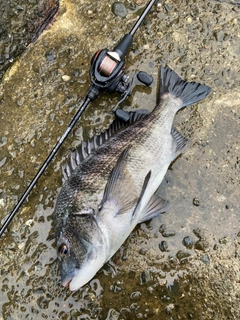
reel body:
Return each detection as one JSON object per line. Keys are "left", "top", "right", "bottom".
{"left": 88, "top": 48, "right": 153, "bottom": 121}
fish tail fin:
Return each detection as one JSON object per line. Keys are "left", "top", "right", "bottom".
{"left": 160, "top": 66, "right": 211, "bottom": 109}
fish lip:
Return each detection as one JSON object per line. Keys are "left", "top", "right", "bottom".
{"left": 61, "top": 271, "right": 75, "bottom": 288}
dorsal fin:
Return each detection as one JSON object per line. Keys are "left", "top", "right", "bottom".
{"left": 61, "top": 109, "right": 149, "bottom": 182}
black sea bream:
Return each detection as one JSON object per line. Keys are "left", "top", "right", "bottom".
{"left": 54, "top": 66, "right": 211, "bottom": 291}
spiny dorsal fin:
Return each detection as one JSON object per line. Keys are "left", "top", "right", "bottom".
{"left": 61, "top": 110, "right": 149, "bottom": 183}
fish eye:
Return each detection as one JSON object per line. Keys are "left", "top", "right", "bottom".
{"left": 58, "top": 244, "right": 68, "bottom": 257}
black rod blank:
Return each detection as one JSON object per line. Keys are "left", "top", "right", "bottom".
{"left": 129, "top": 0, "right": 156, "bottom": 36}
{"left": 0, "top": 97, "right": 91, "bottom": 237}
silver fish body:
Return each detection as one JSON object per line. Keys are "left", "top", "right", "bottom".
{"left": 54, "top": 66, "right": 211, "bottom": 291}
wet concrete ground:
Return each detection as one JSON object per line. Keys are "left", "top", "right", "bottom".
{"left": 0, "top": 0, "right": 59, "bottom": 81}
{"left": 0, "top": 0, "right": 240, "bottom": 319}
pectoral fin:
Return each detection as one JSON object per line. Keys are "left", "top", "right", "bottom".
{"left": 100, "top": 148, "right": 138, "bottom": 215}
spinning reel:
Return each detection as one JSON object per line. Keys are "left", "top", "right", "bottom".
{"left": 88, "top": 32, "right": 153, "bottom": 120}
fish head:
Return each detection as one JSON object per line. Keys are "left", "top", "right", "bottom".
{"left": 56, "top": 210, "right": 106, "bottom": 291}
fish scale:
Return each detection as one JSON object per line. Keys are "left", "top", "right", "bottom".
{"left": 122, "top": 97, "right": 181, "bottom": 196}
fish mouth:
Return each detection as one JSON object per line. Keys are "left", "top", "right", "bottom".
{"left": 61, "top": 271, "right": 75, "bottom": 288}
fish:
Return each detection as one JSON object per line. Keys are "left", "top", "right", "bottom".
{"left": 54, "top": 66, "right": 211, "bottom": 291}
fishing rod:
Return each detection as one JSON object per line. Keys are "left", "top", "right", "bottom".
{"left": 0, "top": 0, "right": 156, "bottom": 238}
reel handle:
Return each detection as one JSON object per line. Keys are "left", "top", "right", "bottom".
{"left": 114, "top": 71, "right": 153, "bottom": 122}
{"left": 137, "top": 71, "right": 153, "bottom": 86}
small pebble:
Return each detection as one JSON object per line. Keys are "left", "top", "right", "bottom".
{"left": 165, "top": 303, "right": 174, "bottom": 315}
{"left": 182, "top": 236, "right": 194, "bottom": 248}
{"left": 110, "top": 284, "right": 122, "bottom": 293}
{"left": 164, "top": 4, "right": 171, "bottom": 12}
{"left": 15, "top": 5, "right": 24, "bottom": 11}
{"left": 112, "top": 2, "right": 128, "bottom": 18}
{"left": 26, "top": 219, "right": 34, "bottom": 227}
{"left": 219, "top": 236, "right": 230, "bottom": 245}
{"left": 130, "top": 291, "right": 142, "bottom": 301}
{"left": 45, "top": 49, "right": 56, "bottom": 62}
{"left": 35, "top": 261, "right": 43, "bottom": 271}
{"left": 147, "top": 286, "right": 154, "bottom": 294}
{"left": 200, "top": 254, "right": 210, "bottom": 265}
{"left": 62, "top": 75, "right": 71, "bottom": 82}
{"left": 176, "top": 250, "right": 191, "bottom": 263}
{"left": 49, "top": 113, "right": 55, "bottom": 121}
{"left": 120, "top": 308, "right": 131, "bottom": 318}
{"left": 193, "top": 228, "right": 205, "bottom": 239}
{"left": 0, "top": 136, "right": 7, "bottom": 147}
{"left": 214, "top": 30, "right": 224, "bottom": 42}
{"left": 0, "top": 157, "right": 7, "bottom": 167}
{"left": 159, "top": 223, "right": 175, "bottom": 237}
{"left": 139, "top": 270, "right": 151, "bottom": 285}
{"left": 0, "top": 199, "right": 5, "bottom": 208}
{"left": 30, "top": 139, "right": 35, "bottom": 147}
{"left": 194, "top": 239, "right": 209, "bottom": 251}
{"left": 18, "top": 242, "right": 25, "bottom": 250}
{"left": 193, "top": 198, "right": 200, "bottom": 206}
{"left": 159, "top": 240, "right": 168, "bottom": 252}
{"left": 162, "top": 231, "right": 175, "bottom": 237}
{"left": 159, "top": 224, "right": 166, "bottom": 233}
{"left": 106, "top": 308, "right": 120, "bottom": 319}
